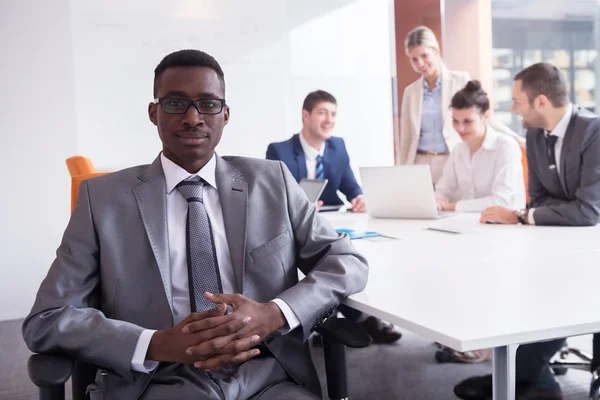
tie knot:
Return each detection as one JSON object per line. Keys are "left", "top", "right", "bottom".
{"left": 177, "top": 176, "right": 205, "bottom": 202}
{"left": 547, "top": 133, "right": 558, "bottom": 146}
{"left": 316, "top": 155, "right": 323, "bottom": 163}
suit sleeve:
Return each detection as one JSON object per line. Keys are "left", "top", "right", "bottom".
{"left": 337, "top": 140, "right": 363, "bottom": 201}
{"left": 532, "top": 122, "right": 600, "bottom": 226}
{"left": 22, "top": 181, "right": 145, "bottom": 382}
{"left": 275, "top": 162, "right": 369, "bottom": 341}
{"left": 266, "top": 143, "right": 280, "bottom": 160}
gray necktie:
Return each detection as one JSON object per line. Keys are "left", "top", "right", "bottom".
{"left": 177, "top": 176, "right": 222, "bottom": 312}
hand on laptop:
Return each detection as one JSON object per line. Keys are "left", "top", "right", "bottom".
{"left": 315, "top": 200, "right": 324, "bottom": 211}
{"left": 351, "top": 196, "right": 367, "bottom": 213}
{"left": 436, "top": 198, "right": 456, "bottom": 212}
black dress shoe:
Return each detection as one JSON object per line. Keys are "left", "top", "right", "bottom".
{"left": 454, "top": 375, "right": 563, "bottom": 400}
{"left": 359, "top": 317, "right": 402, "bottom": 344}
{"left": 454, "top": 375, "right": 493, "bottom": 400}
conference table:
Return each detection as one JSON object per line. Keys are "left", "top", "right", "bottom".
{"left": 321, "top": 211, "right": 600, "bottom": 400}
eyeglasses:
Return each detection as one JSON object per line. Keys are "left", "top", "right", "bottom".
{"left": 153, "top": 98, "right": 226, "bottom": 115}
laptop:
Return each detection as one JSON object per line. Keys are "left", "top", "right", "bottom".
{"left": 359, "top": 165, "right": 453, "bottom": 219}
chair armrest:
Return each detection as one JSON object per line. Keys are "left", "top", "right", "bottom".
{"left": 316, "top": 317, "right": 371, "bottom": 348}
{"left": 27, "top": 353, "right": 74, "bottom": 388}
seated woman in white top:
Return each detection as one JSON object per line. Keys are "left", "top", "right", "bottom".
{"left": 435, "top": 80, "right": 526, "bottom": 213}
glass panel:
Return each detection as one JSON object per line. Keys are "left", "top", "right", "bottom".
{"left": 491, "top": 0, "right": 600, "bottom": 131}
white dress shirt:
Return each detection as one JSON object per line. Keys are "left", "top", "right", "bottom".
{"left": 435, "top": 125, "right": 526, "bottom": 212}
{"left": 528, "top": 103, "right": 573, "bottom": 225}
{"left": 131, "top": 153, "right": 300, "bottom": 373}
{"left": 299, "top": 132, "right": 325, "bottom": 179}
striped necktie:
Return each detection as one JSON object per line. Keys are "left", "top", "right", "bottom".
{"left": 315, "top": 155, "right": 325, "bottom": 179}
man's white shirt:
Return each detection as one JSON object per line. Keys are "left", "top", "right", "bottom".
{"left": 130, "top": 153, "right": 300, "bottom": 373}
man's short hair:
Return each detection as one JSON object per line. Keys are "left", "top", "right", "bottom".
{"left": 302, "top": 90, "right": 337, "bottom": 112}
{"left": 153, "top": 49, "right": 225, "bottom": 97}
{"left": 514, "top": 62, "right": 569, "bottom": 107}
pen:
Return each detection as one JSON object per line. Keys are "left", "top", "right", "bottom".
{"left": 426, "top": 227, "right": 460, "bottom": 234}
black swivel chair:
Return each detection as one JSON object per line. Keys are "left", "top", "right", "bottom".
{"left": 27, "top": 316, "right": 371, "bottom": 400}
{"left": 549, "top": 333, "right": 600, "bottom": 399}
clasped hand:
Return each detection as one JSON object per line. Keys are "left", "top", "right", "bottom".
{"left": 147, "top": 292, "right": 286, "bottom": 372}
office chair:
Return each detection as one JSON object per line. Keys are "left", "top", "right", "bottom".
{"left": 27, "top": 157, "right": 372, "bottom": 400}
{"left": 520, "top": 146, "right": 529, "bottom": 205}
{"left": 65, "top": 156, "right": 96, "bottom": 176}
{"left": 549, "top": 334, "right": 600, "bottom": 399}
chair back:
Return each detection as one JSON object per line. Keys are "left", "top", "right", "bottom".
{"left": 66, "top": 156, "right": 97, "bottom": 177}
{"left": 521, "top": 146, "right": 529, "bottom": 205}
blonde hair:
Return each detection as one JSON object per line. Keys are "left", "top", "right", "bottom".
{"left": 404, "top": 26, "right": 440, "bottom": 55}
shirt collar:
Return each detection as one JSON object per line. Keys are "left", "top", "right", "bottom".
{"left": 481, "top": 124, "right": 499, "bottom": 151}
{"left": 160, "top": 152, "right": 218, "bottom": 194}
{"left": 298, "top": 131, "right": 325, "bottom": 161}
{"left": 545, "top": 103, "right": 573, "bottom": 139}
{"left": 423, "top": 76, "right": 442, "bottom": 91}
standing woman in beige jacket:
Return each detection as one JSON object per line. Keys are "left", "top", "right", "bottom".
{"left": 399, "top": 26, "right": 523, "bottom": 184}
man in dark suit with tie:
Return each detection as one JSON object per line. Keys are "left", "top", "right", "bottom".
{"left": 455, "top": 63, "right": 600, "bottom": 399}
{"left": 266, "top": 90, "right": 401, "bottom": 344}
{"left": 266, "top": 90, "right": 366, "bottom": 212}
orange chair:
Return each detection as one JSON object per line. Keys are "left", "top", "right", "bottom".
{"left": 65, "top": 156, "right": 97, "bottom": 176}
{"left": 66, "top": 156, "right": 108, "bottom": 212}
{"left": 521, "top": 146, "right": 529, "bottom": 205}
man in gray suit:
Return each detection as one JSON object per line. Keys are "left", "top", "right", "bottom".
{"left": 22, "top": 50, "right": 369, "bottom": 400}
{"left": 455, "top": 63, "right": 600, "bottom": 399}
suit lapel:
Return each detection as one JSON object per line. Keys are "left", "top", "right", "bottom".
{"left": 322, "top": 140, "right": 332, "bottom": 179}
{"left": 558, "top": 106, "right": 579, "bottom": 195}
{"left": 133, "top": 156, "right": 173, "bottom": 311}
{"left": 292, "top": 135, "right": 308, "bottom": 178}
{"left": 216, "top": 156, "right": 248, "bottom": 293}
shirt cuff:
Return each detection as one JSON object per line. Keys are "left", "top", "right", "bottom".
{"left": 131, "top": 329, "right": 159, "bottom": 373}
{"left": 271, "top": 298, "right": 301, "bottom": 334}
{"left": 527, "top": 208, "right": 536, "bottom": 225}
{"left": 454, "top": 201, "right": 466, "bottom": 212}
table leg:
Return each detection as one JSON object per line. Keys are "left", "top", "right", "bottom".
{"left": 493, "top": 345, "right": 518, "bottom": 400}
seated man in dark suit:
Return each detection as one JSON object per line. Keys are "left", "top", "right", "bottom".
{"left": 22, "top": 50, "right": 369, "bottom": 400}
{"left": 266, "top": 90, "right": 401, "bottom": 345}
{"left": 266, "top": 90, "right": 366, "bottom": 212}
{"left": 456, "top": 63, "right": 600, "bottom": 399}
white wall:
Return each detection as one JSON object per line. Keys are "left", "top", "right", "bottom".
{"left": 0, "top": 0, "right": 77, "bottom": 320}
{"left": 0, "top": 0, "right": 395, "bottom": 320}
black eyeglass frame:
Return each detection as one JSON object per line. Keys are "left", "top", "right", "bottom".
{"left": 152, "top": 98, "right": 226, "bottom": 115}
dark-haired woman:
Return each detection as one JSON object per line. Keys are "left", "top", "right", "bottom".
{"left": 435, "top": 80, "right": 526, "bottom": 213}
{"left": 399, "top": 26, "right": 524, "bottom": 184}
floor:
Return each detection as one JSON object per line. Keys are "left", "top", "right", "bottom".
{"left": 5, "top": 318, "right": 593, "bottom": 399}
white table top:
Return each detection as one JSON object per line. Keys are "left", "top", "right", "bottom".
{"left": 322, "top": 212, "right": 600, "bottom": 351}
